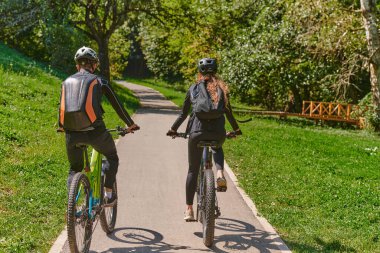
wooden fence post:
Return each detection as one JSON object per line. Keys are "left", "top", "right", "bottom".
{"left": 310, "top": 101, "right": 314, "bottom": 116}
{"left": 347, "top": 104, "right": 351, "bottom": 120}
{"left": 302, "top": 101, "right": 305, "bottom": 114}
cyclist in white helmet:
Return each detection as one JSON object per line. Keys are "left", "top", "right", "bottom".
{"left": 58, "top": 46, "right": 140, "bottom": 203}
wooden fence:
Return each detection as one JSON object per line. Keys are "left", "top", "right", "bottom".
{"left": 233, "top": 101, "right": 370, "bottom": 128}
{"left": 302, "top": 101, "right": 369, "bottom": 124}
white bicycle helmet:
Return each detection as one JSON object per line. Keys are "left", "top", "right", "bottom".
{"left": 74, "top": 46, "right": 99, "bottom": 63}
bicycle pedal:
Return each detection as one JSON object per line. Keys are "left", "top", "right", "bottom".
{"left": 103, "top": 199, "right": 117, "bottom": 208}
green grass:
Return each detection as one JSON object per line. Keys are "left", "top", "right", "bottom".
{"left": 226, "top": 117, "right": 380, "bottom": 252}
{"left": 130, "top": 78, "right": 380, "bottom": 252}
{"left": 0, "top": 43, "right": 139, "bottom": 253}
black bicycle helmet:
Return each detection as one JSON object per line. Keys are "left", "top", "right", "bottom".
{"left": 74, "top": 46, "right": 99, "bottom": 63}
{"left": 198, "top": 58, "right": 217, "bottom": 75}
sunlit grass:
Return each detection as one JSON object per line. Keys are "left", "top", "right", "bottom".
{"left": 224, "top": 117, "right": 380, "bottom": 252}
{"left": 0, "top": 44, "right": 138, "bottom": 252}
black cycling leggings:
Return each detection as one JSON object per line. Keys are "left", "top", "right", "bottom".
{"left": 65, "top": 126, "right": 119, "bottom": 190}
{"left": 186, "top": 131, "right": 225, "bottom": 205}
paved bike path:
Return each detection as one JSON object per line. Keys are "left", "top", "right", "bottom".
{"left": 59, "top": 81, "right": 290, "bottom": 252}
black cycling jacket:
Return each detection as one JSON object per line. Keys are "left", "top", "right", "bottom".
{"left": 59, "top": 69, "right": 134, "bottom": 130}
{"left": 171, "top": 82, "right": 239, "bottom": 134}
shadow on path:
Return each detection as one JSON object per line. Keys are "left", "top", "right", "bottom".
{"left": 90, "top": 227, "right": 206, "bottom": 253}
{"left": 90, "top": 218, "right": 285, "bottom": 253}
{"left": 211, "top": 218, "right": 284, "bottom": 253}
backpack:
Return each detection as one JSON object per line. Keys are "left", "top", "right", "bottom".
{"left": 59, "top": 74, "right": 100, "bottom": 131}
{"left": 190, "top": 81, "right": 225, "bottom": 120}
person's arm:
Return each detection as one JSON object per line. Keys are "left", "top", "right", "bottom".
{"left": 225, "top": 100, "right": 241, "bottom": 133}
{"left": 57, "top": 83, "right": 65, "bottom": 131}
{"left": 171, "top": 90, "right": 191, "bottom": 131}
{"left": 100, "top": 80, "right": 135, "bottom": 127}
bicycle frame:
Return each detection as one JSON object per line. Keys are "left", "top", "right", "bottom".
{"left": 196, "top": 146, "right": 220, "bottom": 221}
{"left": 80, "top": 146, "right": 103, "bottom": 219}
{"left": 67, "top": 126, "right": 126, "bottom": 252}
{"left": 202, "top": 147, "right": 213, "bottom": 170}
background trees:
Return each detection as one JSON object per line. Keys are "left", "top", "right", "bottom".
{"left": 361, "top": 0, "right": 380, "bottom": 129}
{"left": 0, "top": 0, "right": 377, "bottom": 115}
{"left": 139, "top": 0, "right": 370, "bottom": 112}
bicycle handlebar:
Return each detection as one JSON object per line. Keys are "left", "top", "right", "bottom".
{"left": 170, "top": 132, "right": 188, "bottom": 139}
{"left": 236, "top": 118, "right": 252, "bottom": 123}
{"left": 170, "top": 130, "right": 240, "bottom": 139}
{"left": 107, "top": 126, "right": 133, "bottom": 136}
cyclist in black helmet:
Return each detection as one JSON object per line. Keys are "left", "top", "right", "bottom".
{"left": 167, "top": 57, "right": 242, "bottom": 221}
{"left": 58, "top": 46, "right": 140, "bottom": 203}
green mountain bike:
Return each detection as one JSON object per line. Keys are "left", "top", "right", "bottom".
{"left": 66, "top": 127, "right": 127, "bottom": 253}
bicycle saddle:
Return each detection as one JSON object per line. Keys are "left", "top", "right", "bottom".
{"left": 75, "top": 143, "right": 88, "bottom": 149}
{"left": 197, "top": 140, "right": 221, "bottom": 148}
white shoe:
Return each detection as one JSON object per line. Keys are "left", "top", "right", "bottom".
{"left": 184, "top": 209, "right": 195, "bottom": 221}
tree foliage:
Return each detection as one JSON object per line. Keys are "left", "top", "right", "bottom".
{"left": 0, "top": 0, "right": 87, "bottom": 73}
{"left": 139, "top": 0, "right": 371, "bottom": 111}
{"left": 0, "top": 0, "right": 375, "bottom": 112}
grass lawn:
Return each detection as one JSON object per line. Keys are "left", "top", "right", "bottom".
{"left": 129, "top": 78, "right": 380, "bottom": 252}
{"left": 0, "top": 44, "right": 139, "bottom": 253}
{"left": 224, "top": 117, "right": 380, "bottom": 252}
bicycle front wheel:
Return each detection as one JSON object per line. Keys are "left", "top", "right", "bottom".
{"left": 202, "top": 169, "right": 216, "bottom": 247}
{"left": 100, "top": 178, "right": 118, "bottom": 233}
{"left": 67, "top": 173, "right": 92, "bottom": 253}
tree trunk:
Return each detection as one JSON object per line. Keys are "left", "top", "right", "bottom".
{"left": 291, "top": 88, "right": 303, "bottom": 113}
{"left": 361, "top": 0, "right": 380, "bottom": 128}
{"left": 97, "top": 37, "right": 111, "bottom": 82}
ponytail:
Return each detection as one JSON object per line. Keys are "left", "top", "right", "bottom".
{"left": 197, "top": 73, "right": 229, "bottom": 107}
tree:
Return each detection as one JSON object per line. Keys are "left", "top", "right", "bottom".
{"left": 361, "top": 0, "right": 380, "bottom": 129}
{"left": 67, "top": 0, "right": 156, "bottom": 81}
{"left": 0, "top": 0, "right": 47, "bottom": 60}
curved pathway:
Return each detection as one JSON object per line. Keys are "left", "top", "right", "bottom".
{"left": 57, "top": 81, "right": 290, "bottom": 253}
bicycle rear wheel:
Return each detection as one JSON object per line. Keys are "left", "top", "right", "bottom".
{"left": 100, "top": 178, "right": 118, "bottom": 233}
{"left": 202, "top": 169, "right": 216, "bottom": 247}
{"left": 67, "top": 173, "right": 92, "bottom": 253}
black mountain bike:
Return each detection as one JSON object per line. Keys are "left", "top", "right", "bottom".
{"left": 172, "top": 131, "right": 237, "bottom": 247}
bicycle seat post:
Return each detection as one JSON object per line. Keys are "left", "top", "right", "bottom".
{"left": 198, "top": 141, "right": 221, "bottom": 170}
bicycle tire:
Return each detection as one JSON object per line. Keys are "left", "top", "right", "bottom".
{"left": 202, "top": 169, "right": 215, "bottom": 247}
{"left": 100, "top": 178, "right": 118, "bottom": 233}
{"left": 67, "top": 173, "right": 92, "bottom": 253}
